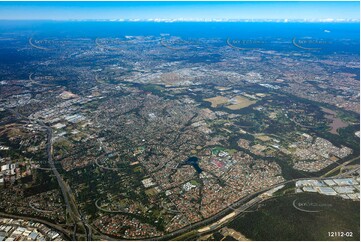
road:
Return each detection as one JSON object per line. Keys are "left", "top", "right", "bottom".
{"left": 151, "top": 180, "right": 290, "bottom": 240}
{"left": 10, "top": 109, "right": 92, "bottom": 240}
{"left": 0, "top": 212, "right": 72, "bottom": 240}
{"left": 152, "top": 167, "right": 358, "bottom": 241}
{"left": 321, "top": 156, "right": 359, "bottom": 178}
{"left": 6, "top": 108, "right": 359, "bottom": 241}
{"left": 39, "top": 121, "right": 92, "bottom": 241}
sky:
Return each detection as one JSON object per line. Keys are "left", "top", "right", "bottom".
{"left": 0, "top": 1, "right": 359, "bottom": 21}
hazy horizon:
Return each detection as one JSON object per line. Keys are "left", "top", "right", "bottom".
{"left": 0, "top": 1, "right": 359, "bottom": 21}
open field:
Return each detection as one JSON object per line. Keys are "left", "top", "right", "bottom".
{"left": 226, "top": 96, "right": 256, "bottom": 110}
{"left": 204, "top": 96, "right": 229, "bottom": 108}
{"left": 204, "top": 95, "right": 256, "bottom": 110}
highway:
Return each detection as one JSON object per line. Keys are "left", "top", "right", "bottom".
{"left": 10, "top": 109, "right": 92, "bottom": 240}
{"left": 152, "top": 181, "right": 291, "bottom": 240}
{"left": 152, "top": 167, "right": 359, "bottom": 241}
{"left": 5, "top": 108, "right": 360, "bottom": 241}
{"left": 39, "top": 121, "right": 92, "bottom": 241}
{"left": 0, "top": 212, "right": 73, "bottom": 240}
{"left": 321, "top": 156, "right": 359, "bottom": 178}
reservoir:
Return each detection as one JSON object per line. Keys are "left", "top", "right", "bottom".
{"left": 185, "top": 156, "right": 203, "bottom": 174}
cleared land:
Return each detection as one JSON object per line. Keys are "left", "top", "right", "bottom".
{"left": 204, "top": 96, "right": 229, "bottom": 108}
{"left": 204, "top": 95, "right": 256, "bottom": 110}
{"left": 226, "top": 96, "right": 256, "bottom": 110}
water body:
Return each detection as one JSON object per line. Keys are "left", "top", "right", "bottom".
{"left": 185, "top": 156, "right": 202, "bottom": 174}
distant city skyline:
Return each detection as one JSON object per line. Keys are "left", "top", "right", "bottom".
{"left": 0, "top": 1, "right": 359, "bottom": 21}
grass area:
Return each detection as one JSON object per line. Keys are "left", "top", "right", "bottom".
{"left": 212, "top": 147, "right": 225, "bottom": 155}
{"left": 133, "top": 166, "right": 144, "bottom": 173}
{"left": 145, "top": 188, "right": 159, "bottom": 197}
{"left": 256, "top": 135, "right": 272, "bottom": 142}
{"left": 118, "top": 198, "right": 129, "bottom": 208}
{"left": 225, "top": 149, "right": 238, "bottom": 155}
{"left": 7, "top": 128, "right": 23, "bottom": 138}
{"left": 53, "top": 138, "right": 72, "bottom": 156}
{"left": 190, "top": 180, "right": 200, "bottom": 186}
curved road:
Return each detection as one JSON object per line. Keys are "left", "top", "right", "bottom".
{"left": 7, "top": 109, "right": 359, "bottom": 241}
{"left": 40, "top": 121, "right": 92, "bottom": 241}
{"left": 151, "top": 170, "right": 358, "bottom": 241}
{"left": 10, "top": 109, "right": 92, "bottom": 240}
